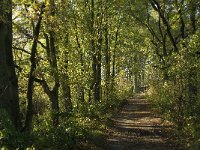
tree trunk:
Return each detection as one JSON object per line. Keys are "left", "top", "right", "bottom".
{"left": 24, "top": 4, "right": 45, "bottom": 132}
{"left": 112, "top": 26, "right": 119, "bottom": 78}
{"left": 96, "top": 29, "right": 102, "bottom": 101}
{"left": 61, "top": 53, "right": 73, "bottom": 112}
{"left": 50, "top": 88, "right": 59, "bottom": 126}
{"left": 104, "top": 2, "right": 110, "bottom": 100}
{"left": 42, "top": 0, "right": 60, "bottom": 126}
{"left": 0, "top": 0, "right": 21, "bottom": 130}
{"left": 134, "top": 73, "right": 140, "bottom": 93}
{"left": 43, "top": 32, "right": 60, "bottom": 126}
{"left": 90, "top": 0, "right": 98, "bottom": 102}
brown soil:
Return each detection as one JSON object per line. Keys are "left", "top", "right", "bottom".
{"left": 100, "top": 94, "right": 186, "bottom": 150}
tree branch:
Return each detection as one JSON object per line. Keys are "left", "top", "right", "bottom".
{"left": 13, "top": 47, "right": 31, "bottom": 55}
{"left": 34, "top": 77, "right": 52, "bottom": 98}
{"left": 150, "top": 0, "right": 178, "bottom": 52}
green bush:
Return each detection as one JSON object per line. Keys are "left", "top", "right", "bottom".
{"left": 0, "top": 109, "right": 34, "bottom": 149}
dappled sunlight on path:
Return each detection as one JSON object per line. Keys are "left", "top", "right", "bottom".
{"left": 103, "top": 94, "right": 185, "bottom": 150}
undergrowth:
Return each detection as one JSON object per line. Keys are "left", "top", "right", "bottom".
{"left": 0, "top": 95, "right": 127, "bottom": 149}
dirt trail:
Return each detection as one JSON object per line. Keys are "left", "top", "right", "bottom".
{"left": 102, "top": 94, "right": 185, "bottom": 150}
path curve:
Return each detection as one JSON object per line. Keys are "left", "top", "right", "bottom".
{"left": 103, "top": 94, "right": 185, "bottom": 150}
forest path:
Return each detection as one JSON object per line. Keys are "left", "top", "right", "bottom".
{"left": 101, "top": 94, "right": 185, "bottom": 150}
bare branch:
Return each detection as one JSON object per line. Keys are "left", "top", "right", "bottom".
{"left": 13, "top": 47, "right": 31, "bottom": 55}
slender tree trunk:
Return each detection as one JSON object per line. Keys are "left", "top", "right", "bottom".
{"left": 24, "top": 4, "right": 45, "bottom": 132}
{"left": 62, "top": 81, "right": 72, "bottom": 112}
{"left": 104, "top": 2, "right": 110, "bottom": 100}
{"left": 90, "top": 0, "right": 98, "bottom": 102}
{"left": 45, "top": 0, "right": 60, "bottom": 126}
{"left": 134, "top": 54, "right": 140, "bottom": 93}
{"left": 61, "top": 51, "right": 73, "bottom": 112}
{"left": 49, "top": 32, "right": 60, "bottom": 126}
{"left": 33, "top": 0, "right": 60, "bottom": 127}
{"left": 96, "top": 29, "right": 102, "bottom": 101}
{"left": 50, "top": 87, "right": 59, "bottom": 126}
{"left": 0, "top": 0, "right": 21, "bottom": 130}
{"left": 79, "top": 53, "right": 85, "bottom": 102}
{"left": 134, "top": 73, "right": 139, "bottom": 93}
{"left": 112, "top": 27, "right": 119, "bottom": 81}
{"left": 43, "top": 32, "right": 60, "bottom": 126}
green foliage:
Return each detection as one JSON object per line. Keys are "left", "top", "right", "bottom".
{"left": 5, "top": 0, "right": 200, "bottom": 149}
{"left": 148, "top": 29, "right": 200, "bottom": 147}
{"left": 0, "top": 92, "right": 126, "bottom": 149}
{"left": 34, "top": 117, "right": 89, "bottom": 149}
{"left": 29, "top": 95, "right": 125, "bottom": 149}
{"left": 0, "top": 109, "right": 34, "bottom": 149}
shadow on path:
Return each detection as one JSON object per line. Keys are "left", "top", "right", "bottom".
{"left": 102, "top": 94, "right": 185, "bottom": 150}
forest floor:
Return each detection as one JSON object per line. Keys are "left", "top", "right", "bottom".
{"left": 83, "top": 93, "right": 186, "bottom": 150}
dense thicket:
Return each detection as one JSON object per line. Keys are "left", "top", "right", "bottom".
{"left": 0, "top": 0, "right": 200, "bottom": 149}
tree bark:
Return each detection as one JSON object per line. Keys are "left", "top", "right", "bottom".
{"left": 150, "top": 0, "right": 178, "bottom": 52}
{"left": 24, "top": 4, "right": 45, "bottom": 132}
{"left": 0, "top": 0, "right": 21, "bottom": 130}
{"left": 112, "top": 27, "right": 119, "bottom": 79}
{"left": 90, "top": 0, "right": 99, "bottom": 102}
{"left": 43, "top": 31, "right": 60, "bottom": 126}
{"left": 96, "top": 28, "right": 102, "bottom": 102}
{"left": 39, "top": 0, "right": 60, "bottom": 126}
{"left": 61, "top": 50, "right": 73, "bottom": 112}
{"left": 104, "top": 2, "right": 110, "bottom": 100}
